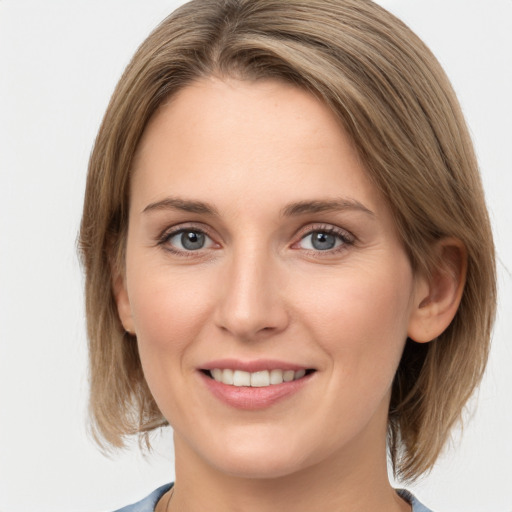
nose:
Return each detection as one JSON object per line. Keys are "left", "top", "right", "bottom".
{"left": 214, "top": 246, "right": 289, "bottom": 340}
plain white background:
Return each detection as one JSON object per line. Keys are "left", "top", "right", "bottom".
{"left": 0, "top": 1, "right": 511, "bottom": 511}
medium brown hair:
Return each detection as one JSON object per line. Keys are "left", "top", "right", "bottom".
{"left": 79, "top": 0, "right": 496, "bottom": 481}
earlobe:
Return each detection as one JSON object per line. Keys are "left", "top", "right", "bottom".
{"left": 113, "top": 268, "right": 135, "bottom": 335}
{"left": 408, "top": 238, "right": 467, "bottom": 343}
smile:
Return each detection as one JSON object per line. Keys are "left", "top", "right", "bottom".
{"left": 207, "top": 368, "right": 309, "bottom": 387}
{"left": 199, "top": 360, "right": 316, "bottom": 409}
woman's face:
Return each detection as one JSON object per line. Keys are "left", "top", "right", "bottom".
{"left": 117, "top": 77, "right": 426, "bottom": 479}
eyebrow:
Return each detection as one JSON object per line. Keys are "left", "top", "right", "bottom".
{"left": 142, "top": 196, "right": 374, "bottom": 217}
{"left": 281, "top": 199, "right": 374, "bottom": 217}
{"left": 142, "top": 197, "right": 220, "bottom": 216}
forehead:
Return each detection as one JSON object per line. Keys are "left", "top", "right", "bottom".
{"left": 130, "top": 77, "right": 385, "bottom": 218}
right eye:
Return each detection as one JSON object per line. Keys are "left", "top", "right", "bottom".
{"left": 164, "top": 229, "right": 215, "bottom": 252}
{"left": 298, "top": 230, "right": 344, "bottom": 251}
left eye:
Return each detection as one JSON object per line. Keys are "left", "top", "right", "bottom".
{"left": 298, "top": 230, "right": 345, "bottom": 251}
{"left": 167, "top": 230, "right": 214, "bottom": 251}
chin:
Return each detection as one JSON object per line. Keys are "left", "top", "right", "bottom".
{"left": 213, "top": 452, "right": 310, "bottom": 480}
{"left": 193, "top": 430, "right": 318, "bottom": 480}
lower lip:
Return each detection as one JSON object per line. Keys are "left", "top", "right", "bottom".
{"left": 199, "top": 371, "right": 313, "bottom": 410}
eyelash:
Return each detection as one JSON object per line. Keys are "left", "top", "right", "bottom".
{"left": 157, "top": 223, "right": 355, "bottom": 257}
{"left": 157, "top": 224, "right": 217, "bottom": 257}
{"left": 294, "top": 224, "right": 355, "bottom": 255}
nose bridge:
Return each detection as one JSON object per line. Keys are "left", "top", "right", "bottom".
{"left": 215, "top": 238, "right": 287, "bottom": 338}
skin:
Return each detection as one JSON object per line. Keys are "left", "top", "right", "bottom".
{"left": 115, "top": 77, "right": 455, "bottom": 512}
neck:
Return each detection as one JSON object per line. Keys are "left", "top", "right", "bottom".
{"left": 169, "top": 430, "right": 410, "bottom": 512}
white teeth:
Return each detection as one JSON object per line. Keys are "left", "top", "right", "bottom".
{"left": 233, "top": 370, "right": 251, "bottom": 386}
{"left": 283, "top": 370, "right": 295, "bottom": 382}
{"left": 251, "top": 370, "right": 270, "bottom": 387}
{"left": 269, "top": 369, "right": 284, "bottom": 384}
{"left": 294, "top": 369, "right": 306, "bottom": 379}
{"left": 209, "top": 368, "right": 309, "bottom": 387}
{"left": 221, "top": 368, "right": 234, "bottom": 385}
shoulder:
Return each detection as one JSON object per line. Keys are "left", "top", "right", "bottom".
{"left": 112, "top": 483, "right": 173, "bottom": 512}
{"left": 397, "top": 489, "right": 434, "bottom": 512}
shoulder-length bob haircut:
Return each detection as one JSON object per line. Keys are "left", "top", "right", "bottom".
{"left": 79, "top": 0, "right": 496, "bottom": 481}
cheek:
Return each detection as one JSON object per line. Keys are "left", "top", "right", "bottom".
{"left": 127, "top": 265, "right": 213, "bottom": 358}
{"left": 293, "top": 259, "right": 414, "bottom": 375}
{"left": 125, "top": 265, "right": 218, "bottom": 419}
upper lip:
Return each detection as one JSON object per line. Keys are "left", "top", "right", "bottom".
{"left": 200, "top": 359, "right": 312, "bottom": 373}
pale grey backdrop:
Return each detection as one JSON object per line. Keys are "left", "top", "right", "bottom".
{"left": 0, "top": 1, "right": 511, "bottom": 511}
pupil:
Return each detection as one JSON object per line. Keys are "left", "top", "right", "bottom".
{"left": 312, "top": 232, "right": 336, "bottom": 250}
{"left": 181, "top": 231, "right": 205, "bottom": 250}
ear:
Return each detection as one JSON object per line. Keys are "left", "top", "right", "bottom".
{"left": 408, "top": 238, "right": 467, "bottom": 343}
{"left": 112, "top": 265, "right": 135, "bottom": 335}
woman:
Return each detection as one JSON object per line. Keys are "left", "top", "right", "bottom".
{"left": 79, "top": 1, "right": 496, "bottom": 511}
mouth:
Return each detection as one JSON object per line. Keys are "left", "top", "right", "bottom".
{"left": 199, "top": 360, "right": 317, "bottom": 409}
{"left": 202, "top": 368, "right": 315, "bottom": 387}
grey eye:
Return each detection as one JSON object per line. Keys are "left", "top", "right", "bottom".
{"left": 299, "top": 231, "right": 343, "bottom": 251}
{"left": 169, "top": 230, "right": 210, "bottom": 251}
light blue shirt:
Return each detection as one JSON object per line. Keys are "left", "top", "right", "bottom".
{"left": 397, "top": 489, "right": 434, "bottom": 512}
{"left": 113, "top": 484, "right": 172, "bottom": 512}
{"left": 114, "top": 484, "right": 434, "bottom": 511}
